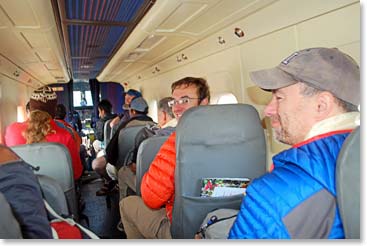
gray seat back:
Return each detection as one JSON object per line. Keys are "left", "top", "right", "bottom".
{"left": 116, "top": 125, "right": 147, "bottom": 170}
{"left": 37, "top": 174, "right": 69, "bottom": 216}
{"left": 336, "top": 126, "right": 360, "bottom": 239}
{"left": 10, "top": 142, "right": 78, "bottom": 220}
{"left": 171, "top": 104, "right": 267, "bottom": 238}
{"left": 136, "top": 136, "right": 169, "bottom": 196}
{"left": 103, "top": 118, "right": 113, "bottom": 148}
{"left": 0, "top": 192, "right": 23, "bottom": 239}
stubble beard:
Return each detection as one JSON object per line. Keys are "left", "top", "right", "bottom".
{"left": 272, "top": 115, "right": 294, "bottom": 145}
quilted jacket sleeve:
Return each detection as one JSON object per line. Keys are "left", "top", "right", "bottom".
{"left": 140, "top": 132, "right": 176, "bottom": 209}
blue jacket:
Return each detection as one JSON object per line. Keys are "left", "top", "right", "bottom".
{"left": 0, "top": 152, "right": 52, "bottom": 239}
{"left": 229, "top": 131, "right": 351, "bottom": 239}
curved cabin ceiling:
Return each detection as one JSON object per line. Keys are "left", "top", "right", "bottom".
{"left": 0, "top": 0, "right": 69, "bottom": 87}
{"left": 0, "top": 0, "right": 276, "bottom": 87}
{"left": 3, "top": 0, "right": 355, "bottom": 88}
{"left": 97, "top": 0, "right": 277, "bottom": 85}
{"left": 51, "top": 0, "right": 155, "bottom": 82}
{"left": 50, "top": 0, "right": 277, "bottom": 84}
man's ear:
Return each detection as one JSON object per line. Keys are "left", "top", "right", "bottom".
{"left": 200, "top": 97, "right": 209, "bottom": 105}
{"left": 315, "top": 91, "right": 334, "bottom": 119}
{"left": 162, "top": 111, "right": 168, "bottom": 122}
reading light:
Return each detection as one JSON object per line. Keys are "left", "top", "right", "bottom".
{"left": 234, "top": 27, "right": 245, "bottom": 38}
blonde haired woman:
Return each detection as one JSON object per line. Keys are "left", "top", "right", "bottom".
{"left": 5, "top": 86, "right": 83, "bottom": 180}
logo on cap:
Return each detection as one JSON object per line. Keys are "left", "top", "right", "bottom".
{"left": 281, "top": 52, "right": 299, "bottom": 65}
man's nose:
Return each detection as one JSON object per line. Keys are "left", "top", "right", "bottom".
{"left": 264, "top": 96, "right": 277, "bottom": 117}
{"left": 173, "top": 103, "right": 184, "bottom": 111}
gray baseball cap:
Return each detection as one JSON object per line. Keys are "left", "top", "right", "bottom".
{"left": 128, "top": 97, "right": 148, "bottom": 112}
{"left": 250, "top": 47, "right": 360, "bottom": 106}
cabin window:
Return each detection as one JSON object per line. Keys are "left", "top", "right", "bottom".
{"left": 150, "top": 100, "right": 158, "bottom": 123}
{"left": 73, "top": 82, "right": 93, "bottom": 107}
{"left": 17, "top": 105, "right": 26, "bottom": 123}
{"left": 73, "top": 90, "right": 93, "bottom": 107}
{"left": 211, "top": 92, "right": 238, "bottom": 105}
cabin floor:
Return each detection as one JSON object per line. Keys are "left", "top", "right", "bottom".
{"left": 79, "top": 171, "right": 126, "bottom": 239}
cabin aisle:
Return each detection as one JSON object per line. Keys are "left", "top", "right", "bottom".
{"left": 79, "top": 172, "right": 126, "bottom": 239}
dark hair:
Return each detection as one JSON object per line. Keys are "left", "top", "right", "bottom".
{"left": 334, "top": 98, "right": 358, "bottom": 112}
{"left": 98, "top": 99, "right": 113, "bottom": 114}
{"left": 158, "top": 97, "right": 175, "bottom": 119}
{"left": 70, "top": 111, "right": 82, "bottom": 132}
{"left": 171, "top": 77, "right": 210, "bottom": 104}
{"left": 300, "top": 82, "right": 358, "bottom": 112}
{"left": 55, "top": 104, "right": 67, "bottom": 120}
{"left": 133, "top": 108, "right": 148, "bottom": 115}
{"left": 26, "top": 101, "right": 30, "bottom": 113}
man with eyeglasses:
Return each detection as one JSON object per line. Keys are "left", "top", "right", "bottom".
{"left": 119, "top": 77, "right": 210, "bottom": 238}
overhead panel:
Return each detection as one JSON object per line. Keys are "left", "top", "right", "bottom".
{"left": 0, "top": 28, "right": 38, "bottom": 64}
{"left": 0, "top": 0, "right": 39, "bottom": 27}
{"left": 180, "top": 0, "right": 262, "bottom": 36}
{"left": 0, "top": 0, "right": 71, "bottom": 85}
{"left": 136, "top": 35, "right": 166, "bottom": 51}
{"left": 141, "top": 36, "right": 192, "bottom": 62}
{"left": 157, "top": 2, "right": 208, "bottom": 32}
{"left": 20, "top": 32, "right": 49, "bottom": 49}
{"left": 35, "top": 49, "right": 55, "bottom": 63}
{"left": 0, "top": 6, "right": 9, "bottom": 28}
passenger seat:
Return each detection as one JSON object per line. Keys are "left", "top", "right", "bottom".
{"left": 171, "top": 104, "right": 267, "bottom": 238}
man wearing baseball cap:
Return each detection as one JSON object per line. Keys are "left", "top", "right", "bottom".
{"left": 92, "top": 96, "right": 153, "bottom": 196}
{"left": 110, "top": 89, "right": 142, "bottom": 129}
{"left": 229, "top": 48, "right": 360, "bottom": 239}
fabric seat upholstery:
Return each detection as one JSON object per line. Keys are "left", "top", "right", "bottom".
{"left": 171, "top": 104, "right": 267, "bottom": 238}
{"left": 37, "top": 174, "right": 70, "bottom": 216}
{"left": 336, "top": 126, "right": 360, "bottom": 239}
{"left": 135, "top": 136, "right": 169, "bottom": 196}
{"left": 11, "top": 142, "right": 78, "bottom": 220}
{"left": 116, "top": 125, "right": 148, "bottom": 170}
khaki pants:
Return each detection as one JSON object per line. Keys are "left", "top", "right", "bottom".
{"left": 119, "top": 196, "right": 172, "bottom": 239}
{"left": 117, "top": 166, "right": 136, "bottom": 201}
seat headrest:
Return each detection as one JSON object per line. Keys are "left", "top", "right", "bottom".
{"left": 336, "top": 126, "right": 360, "bottom": 239}
{"left": 177, "top": 104, "right": 263, "bottom": 145}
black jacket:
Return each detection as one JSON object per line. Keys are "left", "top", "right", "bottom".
{"left": 95, "top": 113, "right": 117, "bottom": 141}
{"left": 105, "top": 114, "right": 153, "bottom": 166}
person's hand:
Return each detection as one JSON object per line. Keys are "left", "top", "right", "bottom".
{"left": 129, "top": 162, "right": 137, "bottom": 174}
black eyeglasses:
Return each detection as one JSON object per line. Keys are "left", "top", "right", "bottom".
{"left": 168, "top": 97, "right": 201, "bottom": 107}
